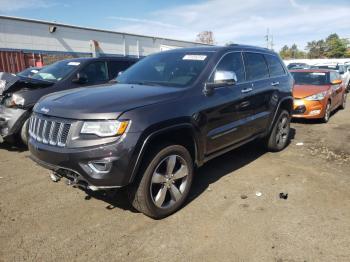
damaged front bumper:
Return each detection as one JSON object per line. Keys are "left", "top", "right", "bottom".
{"left": 0, "top": 105, "right": 30, "bottom": 142}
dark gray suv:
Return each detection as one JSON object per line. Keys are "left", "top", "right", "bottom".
{"left": 28, "top": 45, "right": 293, "bottom": 218}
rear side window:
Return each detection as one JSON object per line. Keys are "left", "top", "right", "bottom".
{"left": 211, "top": 52, "right": 245, "bottom": 82}
{"left": 243, "top": 53, "right": 269, "bottom": 81}
{"left": 265, "top": 55, "right": 285, "bottom": 77}
{"left": 80, "top": 61, "right": 108, "bottom": 84}
{"left": 109, "top": 60, "right": 134, "bottom": 79}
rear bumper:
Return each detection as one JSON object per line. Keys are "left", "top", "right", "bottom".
{"left": 0, "top": 105, "right": 29, "bottom": 142}
{"left": 28, "top": 132, "right": 141, "bottom": 188}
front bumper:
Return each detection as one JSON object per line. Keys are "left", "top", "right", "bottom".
{"left": 28, "top": 132, "right": 141, "bottom": 188}
{"left": 292, "top": 99, "right": 326, "bottom": 119}
{"left": 0, "top": 105, "right": 29, "bottom": 142}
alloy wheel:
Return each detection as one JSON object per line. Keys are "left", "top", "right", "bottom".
{"left": 275, "top": 115, "right": 289, "bottom": 147}
{"left": 342, "top": 93, "right": 347, "bottom": 108}
{"left": 150, "top": 155, "right": 189, "bottom": 209}
{"left": 324, "top": 103, "right": 331, "bottom": 122}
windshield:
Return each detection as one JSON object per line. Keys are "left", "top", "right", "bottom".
{"left": 116, "top": 52, "right": 212, "bottom": 87}
{"left": 17, "top": 67, "right": 41, "bottom": 78}
{"left": 31, "top": 60, "right": 81, "bottom": 82}
{"left": 291, "top": 72, "right": 329, "bottom": 85}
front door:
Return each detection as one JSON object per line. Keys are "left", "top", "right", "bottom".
{"left": 202, "top": 52, "right": 252, "bottom": 155}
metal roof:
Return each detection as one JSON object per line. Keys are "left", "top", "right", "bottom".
{"left": 0, "top": 15, "right": 210, "bottom": 46}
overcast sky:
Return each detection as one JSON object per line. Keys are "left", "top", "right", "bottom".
{"left": 1, "top": 0, "right": 349, "bottom": 51}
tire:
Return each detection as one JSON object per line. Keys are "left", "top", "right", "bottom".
{"left": 266, "top": 110, "right": 291, "bottom": 152}
{"left": 322, "top": 101, "right": 331, "bottom": 123}
{"left": 128, "top": 144, "right": 194, "bottom": 219}
{"left": 340, "top": 93, "right": 347, "bottom": 110}
{"left": 20, "top": 117, "right": 30, "bottom": 146}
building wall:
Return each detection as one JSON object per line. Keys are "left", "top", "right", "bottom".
{"left": 0, "top": 16, "right": 203, "bottom": 59}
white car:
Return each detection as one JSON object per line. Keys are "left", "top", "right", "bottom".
{"left": 313, "top": 63, "right": 350, "bottom": 91}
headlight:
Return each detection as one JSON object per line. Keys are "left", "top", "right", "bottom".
{"left": 4, "top": 94, "right": 25, "bottom": 107}
{"left": 81, "top": 120, "right": 129, "bottom": 137}
{"left": 0, "top": 80, "right": 6, "bottom": 91}
{"left": 305, "top": 91, "right": 327, "bottom": 101}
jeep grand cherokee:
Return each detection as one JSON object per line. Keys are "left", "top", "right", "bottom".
{"left": 28, "top": 45, "right": 293, "bottom": 218}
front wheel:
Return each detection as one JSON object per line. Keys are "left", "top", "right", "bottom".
{"left": 128, "top": 144, "right": 194, "bottom": 219}
{"left": 266, "top": 110, "right": 291, "bottom": 152}
{"left": 20, "top": 117, "right": 30, "bottom": 146}
{"left": 322, "top": 101, "right": 331, "bottom": 123}
{"left": 340, "top": 93, "right": 347, "bottom": 110}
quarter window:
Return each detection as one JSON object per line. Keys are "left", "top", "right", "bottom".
{"left": 244, "top": 53, "right": 269, "bottom": 81}
{"left": 80, "top": 61, "right": 108, "bottom": 84}
{"left": 211, "top": 52, "right": 245, "bottom": 82}
{"left": 265, "top": 55, "right": 285, "bottom": 77}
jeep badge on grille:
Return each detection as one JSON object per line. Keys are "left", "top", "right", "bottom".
{"left": 41, "top": 107, "right": 49, "bottom": 114}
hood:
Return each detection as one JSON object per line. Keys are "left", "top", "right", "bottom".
{"left": 34, "top": 83, "right": 184, "bottom": 119}
{"left": 0, "top": 72, "right": 54, "bottom": 96}
{"left": 293, "top": 84, "right": 330, "bottom": 99}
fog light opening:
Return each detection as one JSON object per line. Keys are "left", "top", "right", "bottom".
{"left": 309, "top": 110, "right": 321, "bottom": 116}
{"left": 88, "top": 160, "right": 112, "bottom": 174}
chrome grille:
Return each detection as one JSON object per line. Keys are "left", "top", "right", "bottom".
{"left": 29, "top": 114, "right": 71, "bottom": 147}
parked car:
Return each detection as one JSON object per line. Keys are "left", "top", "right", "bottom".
{"left": 0, "top": 56, "right": 138, "bottom": 145}
{"left": 290, "top": 69, "right": 347, "bottom": 122}
{"left": 287, "top": 63, "right": 310, "bottom": 70}
{"left": 16, "top": 67, "right": 42, "bottom": 78}
{"left": 28, "top": 45, "right": 293, "bottom": 218}
{"left": 312, "top": 63, "right": 350, "bottom": 91}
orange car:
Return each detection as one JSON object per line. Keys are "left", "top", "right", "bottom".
{"left": 290, "top": 69, "right": 347, "bottom": 122}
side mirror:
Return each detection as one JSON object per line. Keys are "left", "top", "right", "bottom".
{"left": 331, "top": 79, "right": 342, "bottom": 85}
{"left": 72, "top": 72, "right": 88, "bottom": 84}
{"left": 204, "top": 71, "right": 237, "bottom": 95}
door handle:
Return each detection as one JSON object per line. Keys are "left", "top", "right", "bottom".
{"left": 241, "top": 87, "right": 253, "bottom": 93}
{"left": 271, "top": 81, "right": 280, "bottom": 86}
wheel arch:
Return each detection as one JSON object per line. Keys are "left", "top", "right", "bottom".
{"left": 268, "top": 96, "right": 293, "bottom": 132}
{"left": 129, "top": 123, "right": 200, "bottom": 184}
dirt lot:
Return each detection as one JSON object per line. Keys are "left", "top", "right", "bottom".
{"left": 1, "top": 101, "right": 350, "bottom": 262}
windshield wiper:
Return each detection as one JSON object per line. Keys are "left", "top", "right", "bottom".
{"left": 126, "top": 81, "right": 162, "bottom": 86}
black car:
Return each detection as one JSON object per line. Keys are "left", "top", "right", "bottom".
{"left": 287, "top": 63, "right": 310, "bottom": 70}
{"left": 28, "top": 45, "right": 293, "bottom": 218}
{"left": 0, "top": 56, "right": 137, "bottom": 145}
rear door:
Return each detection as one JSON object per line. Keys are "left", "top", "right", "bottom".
{"left": 204, "top": 52, "right": 252, "bottom": 154}
{"left": 242, "top": 52, "right": 274, "bottom": 135}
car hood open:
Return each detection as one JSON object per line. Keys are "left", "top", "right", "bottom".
{"left": 293, "top": 84, "right": 330, "bottom": 99}
{"left": 0, "top": 72, "right": 54, "bottom": 96}
{"left": 34, "top": 83, "right": 185, "bottom": 120}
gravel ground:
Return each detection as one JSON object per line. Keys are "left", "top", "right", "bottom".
{"left": 1, "top": 98, "right": 350, "bottom": 262}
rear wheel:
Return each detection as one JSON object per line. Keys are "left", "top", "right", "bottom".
{"left": 266, "top": 110, "right": 291, "bottom": 152}
{"left": 128, "top": 144, "right": 193, "bottom": 219}
{"left": 322, "top": 101, "right": 331, "bottom": 123}
{"left": 340, "top": 93, "right": 347, "bottom": 110}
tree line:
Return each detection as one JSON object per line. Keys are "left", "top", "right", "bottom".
{"left": 280, "top": 33, "right": 350, "bottom": 59}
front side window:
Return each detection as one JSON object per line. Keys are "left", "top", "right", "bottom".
{"left": 291, "top": 71, "right": 329, "bottom": 85}
{"left": 265, "top": 55, "right": 285, "bottom": 77}
{"left": 210, "top": 52, "right": 245, "bottom": 83}
{"left": 244, "top": 53, "right": 269, "bottom": 81}
{"left": 117, "top": 52, "right": 212, "bottom": 87}
{"left": 80, "top": 61, "right": 108, "bottom": 84}
{"left": 31, "top": 60, "right": 80, "bottom": 82}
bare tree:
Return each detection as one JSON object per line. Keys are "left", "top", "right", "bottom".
{"left": 196, "top": 31, "right": 215, "bottom": 45}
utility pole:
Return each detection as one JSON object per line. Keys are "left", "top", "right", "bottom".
{"left": 265, "top": 28, "right": 269, "bottom": 49}
{"left": 264, "top": 28, "right": 274, "bottom": 50}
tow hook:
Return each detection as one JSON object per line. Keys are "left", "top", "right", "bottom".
{"left": 50, "top": 172, "right": 61, "bottom": 182}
